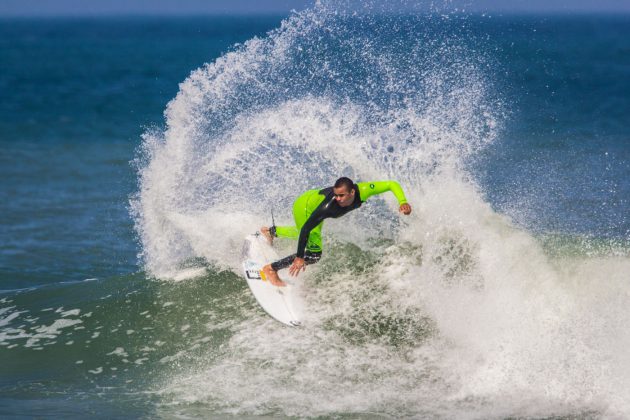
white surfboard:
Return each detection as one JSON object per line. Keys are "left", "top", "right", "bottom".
{"left": 241, "top": 233, "right": 303, "bottom": 326}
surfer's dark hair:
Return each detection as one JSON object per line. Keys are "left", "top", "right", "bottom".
{"left": 334, "top": 177, "right": 355, "bottom": 192}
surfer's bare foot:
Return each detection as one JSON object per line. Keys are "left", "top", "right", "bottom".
{"left": 262, "top": 264, "right": 286, "bottom": 287}
{"left": 260, "top": 227, "right": 274, "bottom": 245}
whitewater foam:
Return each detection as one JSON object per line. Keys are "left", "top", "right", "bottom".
{"left": 130, "top": 1, "right": 630, "bottom": 418}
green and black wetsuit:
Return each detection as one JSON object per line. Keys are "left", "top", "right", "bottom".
{"left": 270, "top": 180, "right": 408, "bottom": 271}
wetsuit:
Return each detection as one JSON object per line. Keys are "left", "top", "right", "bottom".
{"left": 270, "top": 180, "right": 408, "bottom": 271}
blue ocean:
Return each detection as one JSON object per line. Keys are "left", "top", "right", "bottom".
{"left": 1, "top": 3, "right": 629, "bottom": 418}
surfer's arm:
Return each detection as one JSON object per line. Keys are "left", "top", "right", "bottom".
{"left": 357, "top": 180, "right": 408, "bottom": 204}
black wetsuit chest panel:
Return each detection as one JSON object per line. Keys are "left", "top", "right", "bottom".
{"left": 315, "top": 186, "right": 362, "bottom": 218}
{"left": 295, "top": 186, "right": 362, "bottom": 257}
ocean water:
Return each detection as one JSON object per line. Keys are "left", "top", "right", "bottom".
{"left": 1, "top": 3, "right": 630, "bottom": 418}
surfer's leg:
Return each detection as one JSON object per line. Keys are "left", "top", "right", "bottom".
{"left": 270, "top": 250, "right": 322, "bottom": 272}
{"left": 270, "top": 255, "right": 296, "bottom": 272}
{"left": 304, "top": 250, "right": 322, "bottom": 264}
{"left": 292, "top": 190, "right": 324, "bottom": 227}
{"left": 261, "top": 255, "right": 296, "bottom": 287}
{"left": 260, "top": 225, "right": 299, "bottom": 248}
{"left": 263, "top": 250, "right": 322, "bottom": 286}
{"left": 263, "top": 190, "right": 321, "bottom": 244}
{"left": 260, "top": 194, "right": 313, "bottom": 246}
{"left": 261, "top": 190, "right": 324, "bottom": 286}
{"left": 267, "top": 251, "right": 321, "bottom": 272}
{"left": 274, "top": 226, "right": 299, "bottom": 239}
{"left": 262, "top": 260, "right": 289, "bottom": 287}
{"left": 305, "top": 224, "right": 323, "bottom": 254}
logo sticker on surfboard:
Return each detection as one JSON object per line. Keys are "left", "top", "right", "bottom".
{"left": 245, "top": 270, "right": 262, "bottom": 280}
{"left": 244, "top": 261, "right": 264, "bottom": 280}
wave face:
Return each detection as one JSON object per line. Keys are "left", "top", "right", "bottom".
{"left": 131, "top": 2, "right": 630, "bottom": 418}
{"left": 131, "top": 1, "right": 500, "bottom": 278}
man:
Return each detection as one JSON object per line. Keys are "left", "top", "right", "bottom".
{"left": 260, "top": 177, "right": 412, "bottom": 286}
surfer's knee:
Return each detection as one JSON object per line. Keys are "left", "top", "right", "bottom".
{"left": 304, "top": 250, "right": 322, "bottom": 265}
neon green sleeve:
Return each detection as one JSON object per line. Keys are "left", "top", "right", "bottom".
{"left": 357, "top": 180, "right": 408, "bottom": 204}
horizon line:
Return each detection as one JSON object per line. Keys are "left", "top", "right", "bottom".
{"left": 1, "top": 9, "right": 630, "bottom": 18}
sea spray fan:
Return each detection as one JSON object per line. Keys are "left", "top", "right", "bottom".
{"left": 128, "top": 3, "right": 630, "bottom": 418}
{"left": 1, "top": 7, "right": 629, "bottom": 419}
{"left": 132, "top": 2, "right": 501, "bottom": 278}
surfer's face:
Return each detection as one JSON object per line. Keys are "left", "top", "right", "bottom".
{"left": 333, "top": 186, "right": 355, "bottom": 207}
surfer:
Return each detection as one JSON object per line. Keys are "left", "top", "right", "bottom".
{"left": 260, "top": 177, "right": 412, "bottom": 286}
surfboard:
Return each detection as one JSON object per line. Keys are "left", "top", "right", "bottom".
{"left": 241, "top": 233, "right": 303, "bottom": 326}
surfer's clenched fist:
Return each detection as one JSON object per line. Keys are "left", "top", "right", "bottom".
{"left": 399, "top": 203, "right": 412, "bottom": 215}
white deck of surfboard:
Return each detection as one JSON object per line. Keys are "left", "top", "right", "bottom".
{"left": 241, "top": 233, "right": 303, "bottom": 326}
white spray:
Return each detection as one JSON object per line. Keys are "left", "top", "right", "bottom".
{"left": 132, "top": 2, "right": 630, "bottom": 417}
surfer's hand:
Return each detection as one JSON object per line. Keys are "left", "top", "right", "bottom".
{"left": 399, "top": 203, "right": 412, "bottom": 215}
{"left": 289, "top": 257, "right": 306, "bottom": 276}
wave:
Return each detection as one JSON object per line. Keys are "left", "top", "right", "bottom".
{"left": 127, "top": 1, "right": 630, "bottom": 418}
{"left": 130, "top": 1, "right": 500, "bottom": 278}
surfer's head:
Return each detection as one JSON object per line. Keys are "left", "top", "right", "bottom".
{"left": 333, "top": 177, "right": 356, "bottom": 207}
